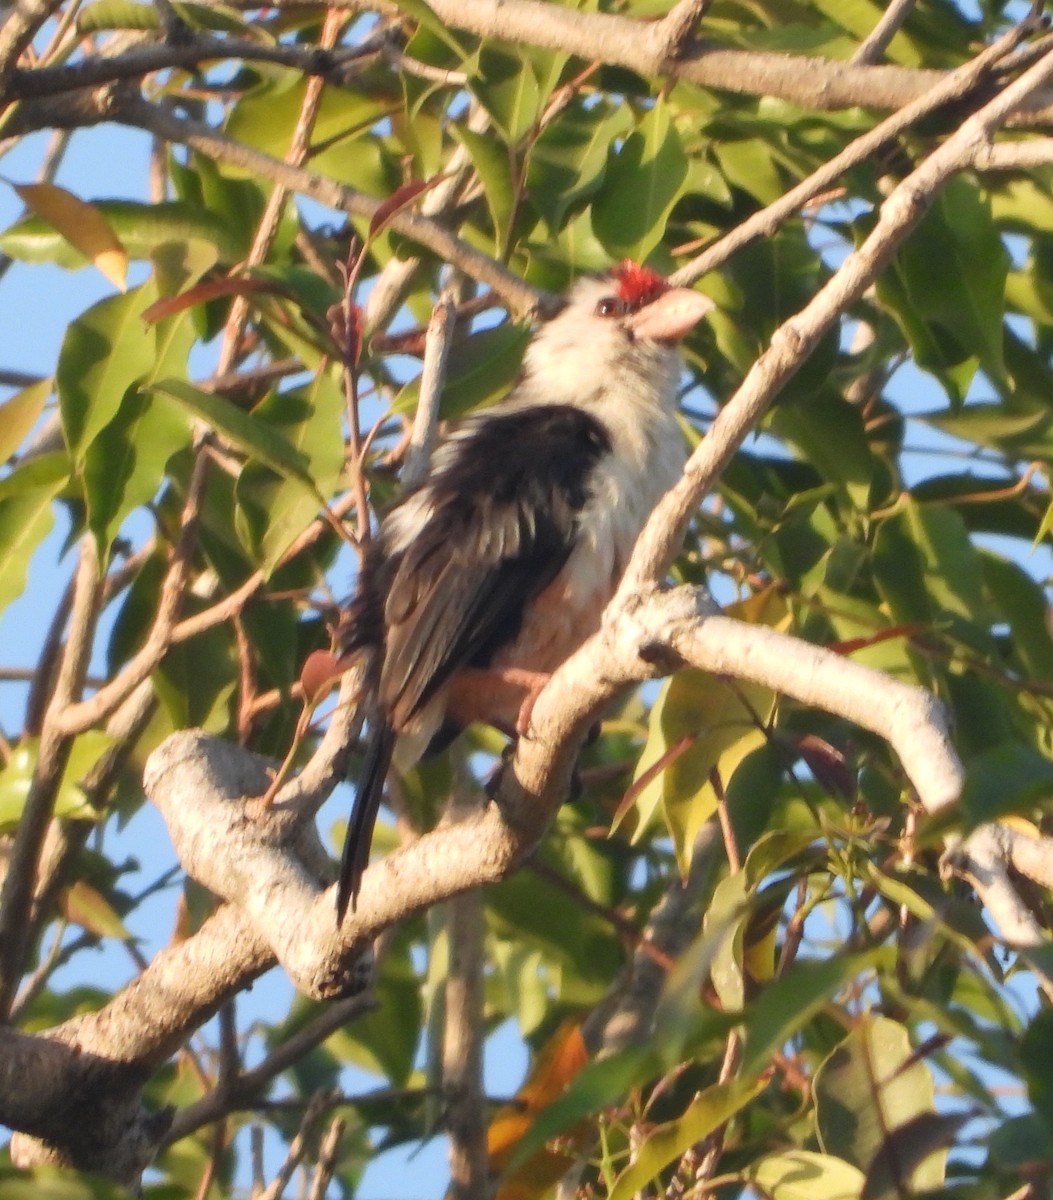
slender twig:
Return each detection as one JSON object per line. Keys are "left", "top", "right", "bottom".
{"left": 307, "top": 1115, "right": 346, "bottom": 1200}
{"left": 0, "top": 536, "right": 101, "bottom": 1015}
{"left": 442, "top": 771, "right": 488, "bottom": 1200}
{"left": 403, "top": 272, "right": 462, "bottom": 488}
{"left": 113, "top": 94, "right": 547, "bottom": 319}
{"left": 851, "top": 0, "right": 919, "bottom": 65}
{"left": 22, "top": 562, "right": 78, "bottom": 736}
{"left": 27, "top": 676, "right": 159, "bottom": 939}
{"left": 53, "top": 448, "right": 208, "bottom": 736}
{"left": 688, "top": 1033, "right": 743, "bottom": 1192}
{"left": 0, "top": 0, "right": 66, "bottom": 93}
{"left": 167, "top": 489, "right": 356, "bottom": 645}
{"left": 4, "top": 35, "right": 381, "bottom": 101}
{"left": 363, "top": 98, "right": 491, "bottom": 335}
{"left": 166, "top": 989, "right": 375, "bottom": 1142}
{"left": 672, "top": 10, "right": 1041, "bottom": 288}
{"left": 257, "top": 1089, "right": 338, "bottom": 1200}
{"left": 527, "top": 857, "right": 676, "bottom": 969}
{"left": 217, "top": 9, "right": 347, "bottom": 375}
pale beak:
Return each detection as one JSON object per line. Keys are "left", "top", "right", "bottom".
{"left": 626, "top": 287, "right": 714, "bottom": 344}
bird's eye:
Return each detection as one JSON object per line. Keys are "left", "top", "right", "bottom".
{"left": 595, "top": 296, "right": 627, "bottom": 318}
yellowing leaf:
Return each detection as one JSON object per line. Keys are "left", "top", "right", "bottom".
{"left": 488, "top": 1021, "right": 590, "bottom": 1200}
{"left": 628, "top": 589, "right": 789, "bottom": 872}
{"left": 63, "top": 880, "right": 131, "bottom": 940}
{"left": 0, "top": 377, "right": 50, "bottom": 464}
{"left": 609, "top": 1077, "right": 766, "bottom": 1200}
{"left": 750, "top": 1149, "right": 865, "bottom": 1200}
{"left": 14, "top": 181, "right": 128, "bottom": 290}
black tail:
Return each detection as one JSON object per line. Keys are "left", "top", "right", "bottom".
{"left": 336, "top": 722, "right": 397, "bottom": 923}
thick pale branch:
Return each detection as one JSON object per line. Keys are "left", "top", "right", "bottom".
{"left": 948, "top": 825, "right": 1053, "bottom": 998}
{"left": 250, "top": 0, "right": 1053, "bottom": 124}
{"left": 143, "top": 731, "right": 358, "bottom": 999}
{"left": 9, "top": 580, "right": 980, "bottom": 1170}
{"left": 662, "top": 606, "right": 964, "bottom": 815}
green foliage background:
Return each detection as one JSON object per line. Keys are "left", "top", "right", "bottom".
{"left": 2, "top": 0, "right": 1053, "bottom": 1196}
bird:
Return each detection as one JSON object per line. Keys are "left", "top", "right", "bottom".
{"left": 335, "top": 261, "right": 714, "bottom": 920}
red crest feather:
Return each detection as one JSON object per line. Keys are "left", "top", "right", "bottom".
{"left": 612, "top": 260, "right": 668, "bottom": 308}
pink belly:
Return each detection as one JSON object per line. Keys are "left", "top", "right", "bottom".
{"left": 444, "top": 573, "right": 612, "bottom": 735}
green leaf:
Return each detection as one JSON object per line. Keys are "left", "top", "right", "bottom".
{"left": 0, "top": 1164, "right": 131, "bottom": 1199}
{"left": 959, "top": 742, "right": 1053, "bottom": 825}
{"left": 872, "top": 498, "right": 990, "bottom": 636}
{"left": 154, "top": 623, "right": 237, "bottom": 733}
{"left": 528, "top": 103, "right": 634, "bottom": 233}
{"left": 507, "top": 1045, "right": 656, "bottom": 1170}
{"left": 64, "top": 880, "right": 132, "bottom": 940}
{"left": 749, "top": 1150, "right": 865, "bottom": 1200}
{"left": 151, "top": 379, "right": 317, "bottom": 490}
{"left": 877, "top": 178, "right": 1007, "bottom": 404}
{"left": 392, "top": 0, "right": 469, "bottom": 58}
{"left": 863, "top": 1113, "right": 963, "bottom": 1200}
{"left": 233, "top": 378, "right": 345, "bottom": 575}
{"left": 627, "top": 593, "right": 788, "bottom": 867}
{"left": 454, "top": 125, "right": 516, "bottom": 254}
{"left": 0, "top": 466, "right": 66, "bottom": 613}
{"left": 713, "top": 136, "right": 786, "bottom": 206}
{"left": 982, "top": 553, "right": 1053, "bottom": 680}
{"left": 815, "top": 1016, "right": 945, "bottom": 1194}
{"left": 770, "top": 392, "right": 873, "bottom": 511}
{"left": 0, "top": 451, "right": 69, "bottom": 501}
{"left": 629, "top": 670, "right": 775, "bottom": 871}
{"left": 608, "top": 1077, "right": 766, "bottom": 1200}
{"left": 57, "top": 286, "right": 157, "bottom": 460}
{"left": 226, "top": 77, "right": 393, "bottom": 172}
{"left": 0, "top": 733, "right": 113, "bottom": 833}
{"left": 392, "top": 322, "right": 531, "bottom": 419}
{"left": 592, "top": 99, "right": 689, "bottom": 261}
{"left": 77, "top": 0, "right": 159, "bottom": 30}
{"left": 0, "top": 742, "right": 35, "bottom": 831}
{"left": 740, "top": 952, "right": 877, "bottom": 1077}
{"left": 12, "top": 181, "right": 128, "bottom": 289}
{"left": 77, "top": 0, "right": 252, "bottom": 32}
{"left": 705, "top": 870, "right": 752, "bottom": 1011}
{"left": 988, "top": 1112, "right": 1053, "bottom": 1168}
{"left": 470, "top": 44, "right": 543, "bottom": 144}
{"left": 0, "top": 200, "right": 243, "bottom": 266}
{"left": 82, "top": 389, "right": 192, "bottom": 551}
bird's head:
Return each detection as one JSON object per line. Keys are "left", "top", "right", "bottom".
{"left": 521, "top": 262, "right": 713, "bottom": 412}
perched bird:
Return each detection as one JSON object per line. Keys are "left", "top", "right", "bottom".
{"left": 336, "top": 262, "right": 713, "bottom": 920}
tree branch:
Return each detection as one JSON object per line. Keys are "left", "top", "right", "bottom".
{"left": 0, "top": 537, "right": 101, "bottom": 1015}
{"left": 625, "top": 32, "right": 1053, "bottom": 605}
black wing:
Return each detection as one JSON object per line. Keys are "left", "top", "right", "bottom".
{"left": 335, "top": 403, "right": 610, "bottom": 920}
{"left": 376, "top": 404, "right": 611, "bottom": 727}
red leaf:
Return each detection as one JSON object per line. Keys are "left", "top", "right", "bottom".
{"left": 142, "top": 275, "right": 291, "bottom": 324}
{"left": 368, "top": 175, "right": 445, "bottom": 240}
{"left": 300, "top": 649, "right": 350, "bottom": 704}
